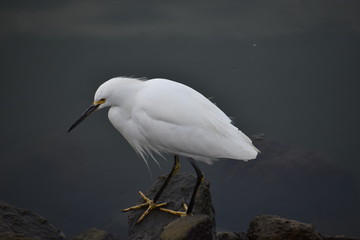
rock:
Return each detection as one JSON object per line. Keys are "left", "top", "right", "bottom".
{"left": 160, "top": 214, "right": 215, "bottom": 240}
{"left": 0, "top": 233, "right": 40, "bottom": 240}
{"left": 0, "top": 201, "right": 65, "bottom": 240}
{"left": 247, "top": 215, "right": 323, "bottom": 240}
{"left": 72, "top": 228, "right": 118, "bottom": 240}
{"left": 216, "top": 232, "right": 248, "bottom": 240}
{"left": 216, "top": 232, "right": 240, "bottom": 240}
{"left": 127, "top": 173, "right": 215, "bottom": 240}
{"left": 322, "top": 237, "right": 360, "bottom": 240}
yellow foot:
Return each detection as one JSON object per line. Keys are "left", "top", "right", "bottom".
{"left": 122, "top": 191, "right": 168, "bottom": 223}
{"left": 122, "top": 191, "right": 189, "bottom": 223}
{"left": 160, "top": 203, "right": 188, "bottom": 217}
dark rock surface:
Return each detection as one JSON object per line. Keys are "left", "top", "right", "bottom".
{"left": 247, "top": 215, "right": 323, "bottom": 240}
{"left": 216, "top": 232, "right": 248, "bottom": 240}
{"left": 127, "top": 173, "right": 215, "bottom": 240}
{"left": 72, "top": 228, "right": 118, "bottom": 240}
{"left": 160, "top": 214, "right": 215, "bottom": 240}
{"left": 322, "top": 237, "right": 360, "bottom": 240}
{"left": 0, "top": 201, "right": 65, "bottom": 240}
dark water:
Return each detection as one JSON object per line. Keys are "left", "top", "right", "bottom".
{"left": 1, "top": 1, "right": 359, "bottom": 238}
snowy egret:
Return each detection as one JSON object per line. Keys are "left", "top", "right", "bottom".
{"left": 68, "top": 77, "right": 259, "bottom": 223}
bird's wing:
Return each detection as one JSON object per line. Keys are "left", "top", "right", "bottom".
{"left": 137, "top": 79, "right": 231, "bottom": 130}
{"left": 130, "top": 79, "right": 257, "bottom": 162}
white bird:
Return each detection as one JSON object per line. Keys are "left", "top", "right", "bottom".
{"left": 68, "top": 77, "right": 259, "bottom": 223}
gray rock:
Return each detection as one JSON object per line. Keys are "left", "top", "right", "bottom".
{"left": 72, "top": 228, "right": 118, "bottom": 240}
{"left": 247, "top": 215, "right": 323, "bottom": 240}
{"left": 322, "top": 237, "right": 360, "bottom": 240}
{"left": 160, "top": 214, "right": 215, "bottom": 240}
{"left": 127, "top": 173, "right": 215, "bottom": 240}
{"left": 217, "top": 232, "right": 248, "bottom": 240}
{"left": 0, "top": 201, "right": 65, "bottom": 240}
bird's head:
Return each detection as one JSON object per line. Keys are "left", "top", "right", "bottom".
{"left": 68, "top": 77, "right": 142, "bottom": 133}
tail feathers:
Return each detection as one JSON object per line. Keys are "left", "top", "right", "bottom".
{"left": 240, "top": 143, "right": 260, "bottom": 161}
{"left": 222, "top": 132, "right": 260, "bottom": 161}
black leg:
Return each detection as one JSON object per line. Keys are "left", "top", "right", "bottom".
{"left": 186, "top": 158, "right": 204, "bottom": 214}
{"left": 153, "top": 155, "right": 180, "bottom": 202}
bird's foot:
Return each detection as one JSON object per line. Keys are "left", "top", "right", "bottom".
{"left": 123, "top": 191, "right": 189, "bottom": 223}
{"left": 160, "top": 203, "right": 188, "bottom": 217}
{"left": 122, "top": 191, "right": 168, "bottom": 223}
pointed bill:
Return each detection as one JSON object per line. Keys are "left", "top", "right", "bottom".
{"left": 68, "top": 103, "right": 100, "bottom": 132}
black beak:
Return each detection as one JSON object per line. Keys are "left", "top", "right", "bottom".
{"left": 68, "top": 103, "right": 100, "bottom": 132}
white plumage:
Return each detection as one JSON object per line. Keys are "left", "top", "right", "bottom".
{"left": 68, "top": 76, "right": 259, "bottom": 221}
{"left": 93, "top": 77, "right": 259, "bottom": 164}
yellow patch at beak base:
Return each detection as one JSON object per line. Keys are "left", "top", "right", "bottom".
{"left": 93, "top": 99, "right": 106, "bottom": 105}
